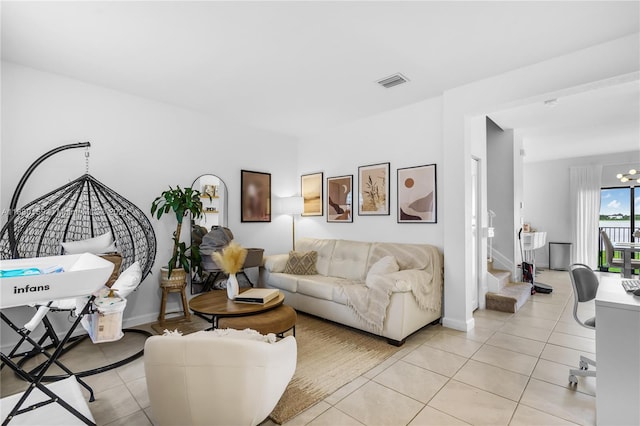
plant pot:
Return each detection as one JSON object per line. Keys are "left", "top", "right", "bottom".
{"left": 160, "top": 267, "right": 187, "bottom": 289}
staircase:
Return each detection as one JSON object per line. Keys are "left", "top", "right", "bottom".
{"left": 485, "top": 260, "right": 531, "bottom": 313}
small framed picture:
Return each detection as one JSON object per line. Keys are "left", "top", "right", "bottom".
{"left": 241, "top": 170, "right": 271, "bottom": 222}
{"left": 397, "top": 164, "right": 437, "bottom": 223}
{"left": 301, "top": 172, "right": 323, "bottom": 216}
{"left": 326, "top": 175, "right": 353, "bottom": 222}
{"left": 202, "top": 184, "right": 217, "bottom": 198}
{"left": 358, "top": 162, "right": 390, "bottom": 216}
{"left": 523, "top": 223, "right": 531, "bottom": 232}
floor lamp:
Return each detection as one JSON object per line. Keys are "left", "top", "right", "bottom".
{"left": 281, "top": 196, "right": 304, "bottom": 250}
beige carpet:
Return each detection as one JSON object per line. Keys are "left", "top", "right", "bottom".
{"left": 269, "top": 313, "right": 402, "bottom": 424}
{"left": 150, "top": 312, "right": 402, "bottom": 424}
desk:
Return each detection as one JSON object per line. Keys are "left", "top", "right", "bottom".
{"left": 595, "top": 273, "right": 640, "bottom": 425}
{"left": 613, "top": 242, "right": 640, "bottom": 278}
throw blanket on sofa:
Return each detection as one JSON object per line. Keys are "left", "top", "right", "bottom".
{"left": 341, "top": 248, "right": 443, "bottom": 333}
{"left": 341, "top": 276, "right": 395, "bottom": 333}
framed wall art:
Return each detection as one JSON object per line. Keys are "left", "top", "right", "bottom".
{"left": 397, "top": 164, "right": 437, "bottom": 223}
{"left": 301, "top": 172, "right": 323, "bottom": 216}
{"left": 358, "top": 162, "right": 390, "bottom": 216}
{"left": 241, "top": 170, "right": 271, "bottom": 222}
{"left": 326, "top": 175, "right": 353, "bottom": 222}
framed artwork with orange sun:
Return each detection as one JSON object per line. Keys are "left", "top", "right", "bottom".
{"left": 397, "top": 164, "right": 437, "bottom": 223}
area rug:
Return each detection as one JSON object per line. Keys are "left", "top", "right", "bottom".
{"left": 269, "top": 313, "right": 402, "bottom": 424}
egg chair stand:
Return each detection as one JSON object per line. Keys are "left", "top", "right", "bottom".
{"left": 0, "top": 142, "right": 157, "bottom": 384}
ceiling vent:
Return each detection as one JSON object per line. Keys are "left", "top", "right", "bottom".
{"left": 376, "top": 73, "right": 409, "bottom": 89}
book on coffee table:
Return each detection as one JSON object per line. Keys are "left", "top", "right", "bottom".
{"left": 234, "top": 288, "right": 280, "bottom": 304}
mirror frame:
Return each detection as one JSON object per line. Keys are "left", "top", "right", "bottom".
{"left": 190, "top": 174, "right": 229, "bottom": 294}
{"left": 191, "top": 174, "right": 228, "bottom": 229}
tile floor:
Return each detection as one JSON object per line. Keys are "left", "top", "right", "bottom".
{"left": 1, "top": 269, "right": 599, "bottom": 425}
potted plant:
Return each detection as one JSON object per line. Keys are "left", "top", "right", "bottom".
{"left": 151, "top": 186, "right": 207, "bottom": 287}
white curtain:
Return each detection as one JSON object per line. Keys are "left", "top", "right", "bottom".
{"left": 570, "top": 165, "right": 602, "bottom": 268}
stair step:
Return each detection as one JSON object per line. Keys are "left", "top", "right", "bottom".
{"left": 488, "top": 269, "right": 511, "bottom": 291}
{"left": 486, "top": 282, "right": 531, "bottom": 313}
{"left": 490, "top": 270, "right": 510, "bottom": 279}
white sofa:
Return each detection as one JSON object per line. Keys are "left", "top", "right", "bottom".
{"left": 261, "top": 238, "right": 443, "bottom": 345}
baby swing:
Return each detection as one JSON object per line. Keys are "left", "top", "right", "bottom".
{"left": 0, "top": 142, "right": 157, "bottom": 395}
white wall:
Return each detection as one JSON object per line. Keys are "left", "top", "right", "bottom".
{"left": 523, "top": 151, "right": 640, "bottom": 268}
{"left": 0, "top": 62, "right": 297, "bottom": 348}
{"left": 486, "top": 118, "right": 516, "bottom": 267}
{"left": 295, "top": 97, "right": 444, "bottom": 248}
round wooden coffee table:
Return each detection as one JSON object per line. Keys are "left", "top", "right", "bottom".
{"left": 189, "top": 289, "right": 285, "bottom": 329}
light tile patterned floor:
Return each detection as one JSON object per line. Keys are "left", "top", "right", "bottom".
{"left": 1, "top": 269, "right": 599, "bottom": 425}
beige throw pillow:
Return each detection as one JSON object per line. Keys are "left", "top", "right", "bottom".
{"left": 365, "top": 255, "right": 399, "bottom": 287}
{"left": 368, "top": 256, "right": 399, "bottom": 276}
{"left": 284, "top": 251, "right": 318, "bottom": 275}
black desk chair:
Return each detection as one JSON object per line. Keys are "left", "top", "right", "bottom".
{"left": 567, "top": 263, "right": 597, "bottom": 385}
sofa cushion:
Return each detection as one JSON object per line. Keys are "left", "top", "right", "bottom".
{"left": 328, "top": 240, "right": 372, "bottom": 280}
{"left": 297, "top": 276, "right": 337, "bottom": 301}
{"left": 295, "top": 275, "right": 362, "bottom": 303}
{"left": 284, "top": 251, "right": 318, "bottom": 275}
{"left": 265, "top": 272, "right": 299, "bottom": 293}
{"left": 296, "top": 238, "right": 335, "bottom": 276}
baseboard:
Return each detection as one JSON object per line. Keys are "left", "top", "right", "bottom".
{"left": 122, "top": 312, "right": 159, "bottom": 329}
{"left": 442, "top": 316, "right": 475, "bottom": 332}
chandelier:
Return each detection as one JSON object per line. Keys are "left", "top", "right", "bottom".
{"left": 616, "top": 168, "right": 640, "bottom": 184}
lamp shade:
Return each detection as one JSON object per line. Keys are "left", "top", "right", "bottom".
{"left": 280, "top": 196, "right": 304, "bottom": 215}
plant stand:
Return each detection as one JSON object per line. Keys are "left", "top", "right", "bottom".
{"left": 159, "top": 269, "right": 191, "bottom": 323}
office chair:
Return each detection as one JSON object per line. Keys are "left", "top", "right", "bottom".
{"left": 600, "top": 230, "right": 624, "bottom": 269}
{"left": 601, "top": 230, "right": 640, "bottom": 275}
{"left": 567, "top": 263, "right": 597, "bottom": 385}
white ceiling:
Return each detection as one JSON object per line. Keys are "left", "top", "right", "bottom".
{"left": 489, "top": 80, "right": 640, "bottom": 163}
{"left": 2, "top": 1, "right": 639, "bottom": 151}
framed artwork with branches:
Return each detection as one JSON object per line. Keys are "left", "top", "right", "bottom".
{"left": 358, "top": 162, "right": 390, "bottom": 216}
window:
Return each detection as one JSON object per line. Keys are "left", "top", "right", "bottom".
{"left": 599, "top": 187, "right": 639, "bottom": 270}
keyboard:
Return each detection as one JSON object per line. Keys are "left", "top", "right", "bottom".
{"left": 622, "top": 279, "right": 640, "bottom": 292}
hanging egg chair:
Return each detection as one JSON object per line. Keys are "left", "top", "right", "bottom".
{"left": 0, "top": 142, "right": 157, "bottom": 381}
{"left": 0, "top": 143, "right": 156, "bottom": 279}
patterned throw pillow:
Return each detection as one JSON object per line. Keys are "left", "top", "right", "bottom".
{"left": 284, "top": 250, "right": 318, "bottom": 275}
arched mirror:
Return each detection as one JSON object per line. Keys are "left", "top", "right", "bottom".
{"left": 190, "top": 174, "right": 229, "bottom": 293}
{"left": 192, "top": 174, "right": 228, "bottom": 228}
